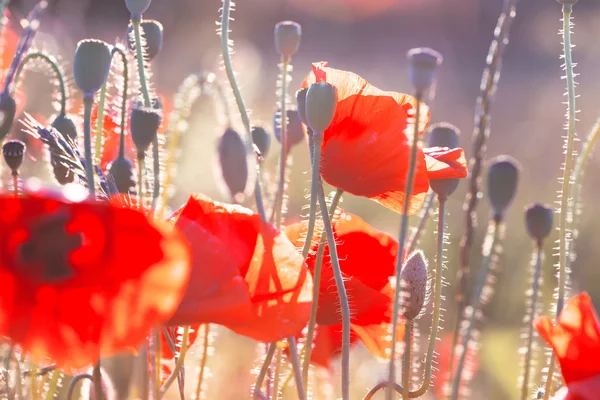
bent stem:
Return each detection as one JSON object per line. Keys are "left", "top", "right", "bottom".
{"left": 407, "top": 190, "right": 435, "bottom": 255}
{"left": 83, "top": 95, "right": 96, "bottom": 198}
{"left": 272, "top": 56, "right": 291, "bottom": 228}
{"left": 66, "top": 373, "right": 93, "bottom": 400}
{"left": 301, "top": 130, "right": 320, "bottom": 260}
{"left": 160, "top": 325, "right": 190, "bottom": 397}
{"left": 387, "top": 96, "right": 422, "bottom": 400}
{"left": 401, "top": 321, "right": 413, "bottom": 399}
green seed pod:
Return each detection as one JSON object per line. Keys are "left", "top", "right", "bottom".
{"left": 52, "top": 114, "right": 79, "bottom": 141}
{"left": 130, "top": 107, "right": 161, "bottom": 158}
{"left": 127, "top": 19, "right": 163, "bottom": 60}
{"left": 218, "top": 128, "right": 248, "bottom": 201}
{"left": 274, "top": 21, "right": 302, "bottom": 57}
{"left": 305, "top": 82, "right": 337, "bottom": 133}
{"left": 407, "top": 47, "right": 443, "bottom": 95}
{"left": 487, "top": 156, "right": 520, "bottom": 221}
{"left": 427, "top": 122, "right": 459, "bottom": 149}
{"left": 125, "top": 0, "right": 152, "bottom": 17}
{"left": 2, "top": 140, "right": 25, "bottom": 175}
{"left": 525, "top": 203, "right": 554, "bottom": 245}
{"left": 73, "top": 39, "right": 112, "bottom": 95}
{"left": 296, "top": 88, "right": 308, "bottom": 125}
{"left": 107, "top": 157, "right": 136, "bottom": 194}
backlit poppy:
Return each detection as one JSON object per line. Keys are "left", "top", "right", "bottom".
{"left": 166, "top": 194, "right": 313, "bottom": 343}
{"left": 536, "top": 292, "right": 600, "bottom": 400}
{"left": 0, "top": 191, "right": 191, "bottom": 369}
{"left": 302, "top": 62, "right": 468, "bottom": 215}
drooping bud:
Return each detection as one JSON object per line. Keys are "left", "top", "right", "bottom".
{"left": 73, "top": 40, "right": 112, "bottom": 96}
{"left": 107, "top": 157, "right": 136, "bottom": 194}
{"left": 127, "top": 19, "right": 163, "bottom": 61}
{"left": 52, "top": 114, "right": 79, "bottom": 141}
{"left": 427, "top": 122, "right": 459, "bottom": 149}
{"left": 399, "top": 250, "right": 428, "bottom": 320}
{"left": 305, "top": 82, "right": 337, "bottom": 133}
{"left": 50, "top": 155, "right": 75, "bottom": 185}
{"left": 407, "top": 47, "right": 443, "bottom": 96}
{"left": 130, "top": 107, "right": 161, "bottom": 158}
{"left": 252, "top": 126, "right": 271, "bottom": 158}
{"left": 295, "top": 88, "right": 308, "bottom": 125}
{"left": 0, "top": 92, "right": 16, "bottom": 141}
{"left": 2, "top": 140, "right": 25, "bottom": 176}
{"left": 273, "top": 108, "right": 305, "bottom": 151}
{"left": 274, "top": 21, "right": 302, "bottom": 58}
{"left": 125, "top": 0, "right": 152, "bottom": 17}
{"left": 525, "top": 203, "right": 553, "bottom": 245}
{"left": 487, "top": 156, "right": 520, "bottom": 221}
{"left": 217, "top": 128, "right": 248, "bottom": 202}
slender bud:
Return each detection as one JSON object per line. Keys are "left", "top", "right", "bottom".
{"left": 274, "top": 21, "right": 301, "bottom": 57}
{"left": 107, "top": 157, "right": 136, "bottom": 194}
{"left": 217, "top": 128, "right": 248, "bottom": 202}
{"left": 427, "top": 122, "right": 459, "bottom": 149}
{"left": 407, "top": 47, "right": 443, "bottom": 96}
{"left": 525, "top": 203, "right": 553, "bottom": 245}
{"left": 52, "top": 114, "right": 79, "bottom": 141}
{"left": 0, "top": 92, "right": 16, "bottom": 141}
{"left": 125, "top": 0, "right": 152, "bottom": 17}
{"left": 273, "top": 108, "right": 304, "bottom": 151}
{"left": 252, "top": 126, "right": 271, "bottom": 158}
{"left": 130, "top": 107, "right": 161, "bottom": 158}
{"left": 73, "top": 40, "right": 112, "bottom": 95}
{"left": 295, "top": 88, "right": 308, "bottom": 125}
{"left": 305, "top": 82, "right": 337, "bottom": 132}
{"left": 487, "top": 156, "right": 520, "bottom": 221}
{"left": 127, "top": 19, "right": 163, "bottom": 60}
{"left": 2, "top": 140, "right": 25, "bottom": 176}
{"left": 50, "top": 155, "right": 75, "bottom": 185}
{"left": 399, "top": 250, "right": 428, "bottom": 320}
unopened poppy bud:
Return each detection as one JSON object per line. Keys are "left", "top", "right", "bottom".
{"left": 0, "top": 92, "right": 16, "bottom": 141}
{"left": 430, "top": 179, "right": 459, "bottom": 198}
{"left": 305, "top": 82, "right": 337, "bottom": 132}
{"left": 107, "top": 157, "right": 136, "bottom": 194}
{"left": 50, "top": 155, "right": 75, "bottom": 185}
{"left": 252, "top": 126, "right": 271, "bottom": 158}
{"left": 487, "top": 156, "right": 520, "bottom": 221}
{"left": 127, "top": 19, "right": 163, "bottom": 60}
{"left": 273, "top": 108, "right": 304, "bottom": 150}
{"left": 52, "top": 114, "right": 79, "bottom": 140}
{"left": 407, "top": 47, "right": 443, "bottom": 96}
{"left": 296, "top": 88, "right": 308, "bottom": 125}
{"left": 218, "top": 128, "right": 248, "bottom": 201}
{"left": 125, "top": 0, "right": 152, "bottom": 18}
{"left": 427, "top": 122, "right": 459, "bottom": 149}
{"left": 130, "top": 106, "right": 161, "bottom": 158}
{"left": 73, "top": 39, "right": 112, "bottom": 96}
{"left": 2, "top": 140, "right": 25, "bottom": 176}
{"left": 274, "top": 21, "right": 302, "bottom": 57}
{"left": 525, "top": 203, "right": 553, "bottom": 245}
{"left": 400, "top": 250, "right": 428, "bottom": 320}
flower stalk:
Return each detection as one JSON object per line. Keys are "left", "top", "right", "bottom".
{"left": 272, "top": 55, "right": 291, "bottom": 228}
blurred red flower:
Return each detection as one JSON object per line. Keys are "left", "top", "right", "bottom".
{"left": 0, "top": 192, "right": 191, "bottom": 369}
{"left": 166, "top": 194, "right": 313, "bottom": 343}
{"left": 156, "top": 324, "right": 202, "bottom": 384}
{"left": 302, "top": 62, "right": 467, "bottom": 215}
{"left": 432, "top": 332, "right": 480, "bottom": 398}
{"left": 536, "top": 292, "right": 600, "bottom": 400}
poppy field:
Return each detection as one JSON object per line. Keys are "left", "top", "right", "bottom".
{"left": 0, "top": 0, "right": 599, "bottom": 399}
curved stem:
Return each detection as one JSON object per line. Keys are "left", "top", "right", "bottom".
{"left": 401, "top": 321, "right": 413, "bottom": 399}
{"left": 94, "top": 81, "right": 108, "bottom": 165}
{"left": 66, "top": 374, "right": 93, "bottom": 400}
{"left": 301, "top": 131, "right": 319, "bottom": 260}
{"left": 12, "top": 52, "right": 66, "bottom": 115}
{"left": 387, "top": 96, "right": 422, "bottom": 400}
{"left": 160, "top": 325, "right": 190, "bottom": 397}
{"left": 254, "top": 343, "right": 277, "bottom": 399}
{"left": 194, "top": 325, "right": 211, "bottom": 400}
{"left": 272, "top": 56, "right": 290, "bottom": 228}
{"left": 111, "top": 46, "right": 129, "bottom": 160}
{"left": 407, "top": 191, "right": 435, "bottom": 255}
{"left": 83, "top": 95, "right": 96, "bottom": 198}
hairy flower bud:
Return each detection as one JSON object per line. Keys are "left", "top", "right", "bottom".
{"left": 487, "top": 156, "right": 520, "bottom": 221}
{"left": 427, "top": 122, "right": 459, "bottom": 149}
{"left": 130, "top": 107, "right": 161, "bottom": 158}
{"left": 274, "top": 21, "right": 302, "bottom": 57}
{"left": 305, "top": 82, "right": 337, "bottom": 132}
{"left": 73, "top": 40, "right": 112, "bottom": 95}
{"left": 218, "top": 128, "right": 248, "bottom": 202}
{"left": 0, "top": 92, "right": 16, "bottom": 141}
{"left": 407, "top": 47, "right": 443, "bottom": 96}
{"left": 125, "top": 0, "right": 152, "bottom": 17}
{"left": 107, "top": 157, "right": 136, "bottom": 194}
{"left": 252, "top": 126, "right": 271, "bottom": 158}
{"left": 2, "top": 140, "right": 25, "bottom": 175}
{"left": 400, "top": 250, "right": 428, "bottom": 320}
{"left": 273, "top": 108, "right": 304, "bottom": 151}
{"left": 52, "top": 114, "right": 79, "bottom": 141}
{"left": 525, "top": 203, "right": 553, "bottom": 245}
{"left": 127, "top": 19, "right": 163, "bottom": 60}
{"left": 295, "top": 88, "right": 308, "bottom": 125}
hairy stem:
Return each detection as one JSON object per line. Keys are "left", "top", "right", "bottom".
{"left": 272, "top": 56, "right": 291, "bottom": 228}
{"left": 94, "top": 81, "right": 108, "bottom": 165}
{"left": 83, "top": 95, "right": 96, "bottom": 198}
{"left": 401, "top": 321, "right": 413, "bottom": 399}
{"left": 111, "top": 46, "right": 129, "bottom": 160}
{"left": 44, "top": 370, "right": 60, "bottom": 400}
{"left": 407, "top": 190, "right": 435, "bottom": 255}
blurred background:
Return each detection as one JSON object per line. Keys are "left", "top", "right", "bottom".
{"left": 6, "top": 0, "right": 600, "bottom": 398}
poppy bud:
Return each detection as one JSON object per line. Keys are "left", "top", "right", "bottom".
{"left": 2, "top": 140, "right": 25, "bottom": 176}
{"left": 273, "top": 108, "right": 304, "bottom": 151}
{"left": 125, "top": 0, "right": 152, "bottom": 17}
{"left": 0, "top": 92, "right": 16, "bottom": 142}
{"left": 73, "top": 40, "right": 112, "bottom": 96}
{"left": 52, "top": 114, "right": 79, "bottom": 141}
{"left": 50, "top": 155, "right": 75, "bottom": 185}
{"left": 525, "top": 203, "right": 554, "bottom": 245}
{"left": 274, "top": 21, "right": 302, "bottom": 57}
{"left": 107, "top": 157, "right": 136, "bottom": 194}
{"left": 400, "top": 250, "right": 428, "bottom": 320}
{"left": 557, "top": 0, "right": 577, "bottom": 5}
{"left": 252, "top": 125, "right": 271, "bottom": 158}
{"left": 130, "top": 106, "right": 161, "bottom": 158}
{"left": 430, "top": 179, "right": 459, "bottom": 198}
{"left": 305, "top": 82, "right": 337, "bottom": 133}
{"left": 407, "top": 47, "right": 443, "bottom": 96}
{"left": 295, "top": 88, "right": 308, "bottom": 125}
{"left": 127, "top": 19, "right": 163, "bottom": 61}
{"left": 487, "top": 156, "right": 520, "bottom": 221}
{"left": 427, "top": 122, "right": 459, "bottom": 149}
{"left": 217, "top": 128, "right": 248, "bottom": 201}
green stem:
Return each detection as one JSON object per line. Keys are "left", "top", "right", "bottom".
{"left": 254, "top": 344, "right": 277, "bottom": 399}
{"left": 149, "top": 329, "right": 159, "bottom": 400}
{"left": 272, "top": 345, "right": 283, "bottom": 399}
{"left": 387, "top": 96, "right": 422, "bottom": 400}
{"left": 543, "top": 362, "right": 556, "bottom": 400}
{"left": 160, "top": 325, "right": 190, "bottom": 397}
{"left": 301, "top": 131, "right": 320, "bottom": 260}
{"left": 194, "top": 325, "right": 211, "bottom": 400}
{"left": 93, "top": 362, "right": 104, "bottom": 400}
{"left": 94, "top": 81, "right": 108, "bottom": 165}
{"left": 83, "top": 95, "right": 96, "bottom": 198}
{"left": 287, "top": 337, "right": 307, "bottom": 400}
{"left": 272, "top": 56, "right": 290, "bottom": 228}
{"left": 12, "top": 52, "right": 66, "bottom": 115}
{"left": 407, "top": 190, "right": 435, "bottom": 255}
{"left": 132, "top": 18, "right": 152, "bottom": 107}
{"left": 317, "top": 183, "right": 350, "bottom": 400}
{"left": 44, "top": 370, "right": 60, "bottom": 400}
{"left": 111, "top": 46, "right": 129, "bottom": 160}
{"left": 66, "top": 374, "right": 93, "bottom": 400}
{"left": 401, "top": 321, "right": 413, "bottom": 399}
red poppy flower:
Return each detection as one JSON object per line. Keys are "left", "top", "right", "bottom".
{"left": 166, "top": 194, "right": 313, "bottom": 343}
{"left": 535, "top": 292, "right": 600, "bottom": 398}
{"left": 302, "top": 62, "right": 468, "bottom": 215}
{"left": 550, "top": 376, "right": 600, "bottom": 400}
{"left": 432, "top": 332, "right": 480, "bottom": 398}
{"left": 0, "top": 192, "right": 191, "bottom": 369}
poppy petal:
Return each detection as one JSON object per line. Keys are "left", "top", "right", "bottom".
{"left": 423, "top": 146, "right": 468, "bottom": 180}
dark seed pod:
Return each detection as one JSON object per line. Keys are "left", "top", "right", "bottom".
{"left": 0, "top": 92, "right": 16, "bottom": 142}
{"left": 274, "top": 21, "right": 302, "bottom": 57}
{"left": 107, "top": 157, "right": 136, "bottom": 194}
{"left": 273, "top": 108, "right": 304, "bottom": 151}
{"left": 130, "top": 106, "right": 161, "bottom": 158}
{"left": 2, "top": 140, "right": 25, "bottom": 175}
{"left": 51, "top": 114, "right": 79, "bottom": 141}
{"left": 427, "top": 122, "right": 459, "bottom": 149}
{"left": 487, "top": 156, "right": 520, "bottom": 221}
{"left": 400, "top": 250, "right": 428, "bottom": 320}
{"left": 73, "top": 39, "right": 112, "bottom": 95}
{"left": 295, "top": 88, "right": 308, "bottom": 126}
{"left": 218, "top": 128, "right": 248, "bottom": 201}
{"left": 407, "top": 47, "right": 443, "bottom": 95}
{"left": 125, "top": 0, "right": 152, "bottom": 16}
{"left": 50, "top": 154, "right": 75, "bottom": 185}
{"left": 305, "top": 82, "right": 337, "bottom": 132}
{"left": 127, "top": 19, "right": 163, "bottom": 61}
{"left": 252, "top": 126, "right": 271, "bottom": 158}
{"left": 525, "top": 203, "right": 554, "bottom": 245}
